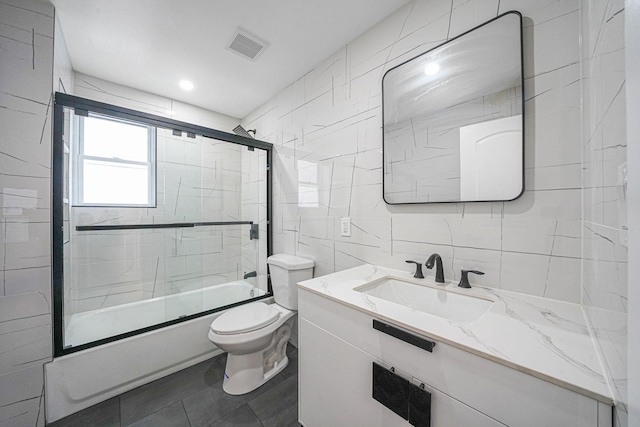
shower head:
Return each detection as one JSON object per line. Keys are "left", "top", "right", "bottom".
{"left": 232, "top": 125, "right": 256, "bottom": 139}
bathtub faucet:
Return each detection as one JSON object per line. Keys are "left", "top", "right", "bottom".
{"left": 243, "top": 271, "right": 257, "bottom": 279}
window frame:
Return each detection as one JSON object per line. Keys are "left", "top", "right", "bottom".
{"left": 72, "top": 112, "right": 157, "bottom": 208}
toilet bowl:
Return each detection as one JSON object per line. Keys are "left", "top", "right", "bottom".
{"left": 208, "top": 254, "right": 314, "bottom": 395}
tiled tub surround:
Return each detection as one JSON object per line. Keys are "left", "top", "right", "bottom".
{"left": 66, "top": 130, "right": 249, "bottom": 316}
{"left": 47, "top": 80, "right": 273, "bottom": 420}
{"left": 298, "top": 264, "right": 612, "bottom": 405}
{"left": 0, "top": 0, "right": 57, "bottom": 425}
{"left": 62, "top": 74, "right": 270, "bottom": 323}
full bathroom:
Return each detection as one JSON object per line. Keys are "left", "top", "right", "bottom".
{"left": 0, "top": 0, "right": 637, "bottom": 426}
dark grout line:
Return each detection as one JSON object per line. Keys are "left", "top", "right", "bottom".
{"left": 180, "top": 400, "right": 193, "bottom": 427}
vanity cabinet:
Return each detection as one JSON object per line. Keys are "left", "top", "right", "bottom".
{"left": 298, "top": 288, "right": 612, "bottom": 427}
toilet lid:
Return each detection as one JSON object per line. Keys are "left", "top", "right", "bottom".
{"left": 210, "top": 302, "right": 281, "bottom": 335}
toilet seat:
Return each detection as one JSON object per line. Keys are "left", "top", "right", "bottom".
{"left": 210, "top": 302, "right": 280, "bottom": 335}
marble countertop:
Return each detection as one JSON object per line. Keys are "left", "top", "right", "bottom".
{"left": 297, "top": 264, "right": 613, "bottom": 405}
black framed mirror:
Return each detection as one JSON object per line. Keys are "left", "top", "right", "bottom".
{"left": 382, "top": 11, "right": 524, "bottom": 204}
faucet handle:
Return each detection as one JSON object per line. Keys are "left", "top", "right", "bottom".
{"left": 458, "top": 269, "right": 484, "bottom": 288}
{"left": 405, "top": 260, "right": 425, "bottom": 279}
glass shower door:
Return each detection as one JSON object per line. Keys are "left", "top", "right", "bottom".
{"left": 53, "top": 93, "right": 272, "bottom": 355}
{"left": 158, "top": 132, "right": 268, "bottom": 321}
{"left": 158, "top": 128, "right": 205, "bottom": 321}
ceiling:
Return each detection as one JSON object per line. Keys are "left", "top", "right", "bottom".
{"left": 52, "top": 0, "right": 411, "bottom": 119}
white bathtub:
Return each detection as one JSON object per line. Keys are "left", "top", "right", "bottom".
{"left": 66, "top": 280, "right": 266, "bottom": 347}
{"left": 45, "top": 281, "right": 270, "bottom": 423}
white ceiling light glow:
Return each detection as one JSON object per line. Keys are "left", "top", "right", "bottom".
{"left": 179, "top": 80, "right": 194, "bottom": 91}
{"left": 424, "top": 63, "right": 440, "bottom": 76}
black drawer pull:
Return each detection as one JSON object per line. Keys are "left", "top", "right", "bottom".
{"left": 373, "top": 320, "right": 436, "bottom": 353}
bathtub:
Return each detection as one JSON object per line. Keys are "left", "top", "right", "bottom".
{"left": 45, "top": 280, "right": 270, "bottom": 423}
{"left": 65, "top": 280, "right": 266, "bottom": 347}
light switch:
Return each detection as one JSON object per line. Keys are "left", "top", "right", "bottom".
{"left": 340, "top": 217, "right": 351, "bottom": 237}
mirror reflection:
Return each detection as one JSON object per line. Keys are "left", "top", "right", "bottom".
{"left": 383, "top": 12, "right": 524, "bottom": 204}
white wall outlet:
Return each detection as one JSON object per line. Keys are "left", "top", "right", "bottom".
{"left": 340, "top": 217, "right": 351, "bottom": 237}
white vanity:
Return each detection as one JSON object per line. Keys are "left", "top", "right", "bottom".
{"left": 297, "top": 264, "right": 613, "bottom": 427}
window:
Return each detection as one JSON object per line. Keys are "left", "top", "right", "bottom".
{"left": 73, "top": 113, "right": 156, "bottom": 207}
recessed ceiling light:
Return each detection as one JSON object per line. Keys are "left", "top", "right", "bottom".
{"left": 179, "top": 80, "right": 194, "bottom": 91}
{"left": 424, "top": 63, "right": 440, "bottom": 76}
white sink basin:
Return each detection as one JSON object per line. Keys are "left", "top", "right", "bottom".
{"left": 355, "top": 277, "right": 493, "bottom": 324}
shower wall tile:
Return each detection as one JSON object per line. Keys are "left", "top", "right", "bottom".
{"left": 54, "top": 14, "right": 74, "bottom": 95}
{"left": 244, "top": 0, "right": 585, "bottom": 303}
{"left": 73, "top": 73, "right": 241, "bottom": 132}
{"left": 0, "top": 364, "right": 46, "bottom": 427}
{"left": 73, "top": 73, "right": 170, "bottom": 115}
{"left": 0, "top": 315, "right": 51, "bottom": 374}
{"left": 0, "top": 0, "right": 56, "bottom": 425}
{"left": 3, "top": 221, "right": 50, "bottom": 271}
{"left": 4, "top": 266, "right": 51, "bottom": 296}
{"left": 67, "top": 126, "right": 253, "bottom": 316}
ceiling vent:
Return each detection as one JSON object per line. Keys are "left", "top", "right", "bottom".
{"left": 226, "top": 28, "right": 269, "bottom": 62}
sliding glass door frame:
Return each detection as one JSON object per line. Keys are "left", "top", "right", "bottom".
{"left": 52, "top": 93, "right": 273, "bottom": 357}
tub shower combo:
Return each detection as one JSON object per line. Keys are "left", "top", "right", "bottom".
{"left": 47, "top": 93, "right": 273, "bottom": 421}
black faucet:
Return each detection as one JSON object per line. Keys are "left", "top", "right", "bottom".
{"left": 425, "top": 254, "right": 445, "bottom": 283}
{"left": 458, "top": 269, "right": 484, "bottom": 288}
{"left": 243, "top": 271, "right": 257, "bottom": 280}
{"left": 405, "top": 260, "right": 424, "bottom": 279}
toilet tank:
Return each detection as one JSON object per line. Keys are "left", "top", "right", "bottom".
{"left": 267, "top": 254, "right": 314, "bottom": 310}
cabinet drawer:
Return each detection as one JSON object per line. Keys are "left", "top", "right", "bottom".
{"left": 299, "top": 289, "right": 600, "bottom": 427}
{"left": 300, "top": 318, "right": 506, "bottom": 427}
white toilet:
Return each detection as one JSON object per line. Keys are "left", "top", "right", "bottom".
{"left": 208, "top": 254, "right": 314, "bottom": 395}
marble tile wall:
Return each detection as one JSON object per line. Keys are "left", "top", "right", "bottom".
{"left": 581, "top": 0, "right": 628, "bottom": 425}
{"left": 73, "top": 73, "right": 241, "bottom": 133}
{"left": 0, "top": 1, "right": 56, "bottom": 425}
{"left": 67, "top": 131, "right": 246, "bottom": 315}
{"left": 243, "top": 0, "right": 584, "bottom": 304}
{"left": 240, "top": 148, "right": 268, "bottom": 292}
{"left": 66, "top": 75, "right": 270, "bottom": 317}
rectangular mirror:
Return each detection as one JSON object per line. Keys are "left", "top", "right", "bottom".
{"left": 383, "top": 11, "right": 524, "bottom": 204}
